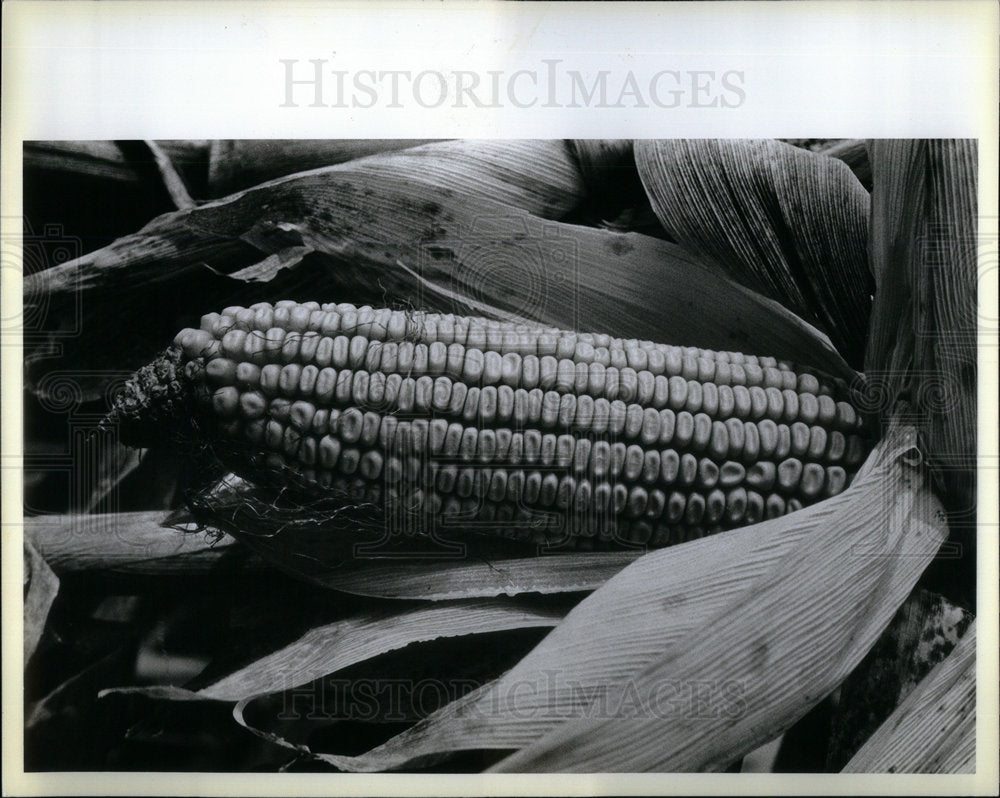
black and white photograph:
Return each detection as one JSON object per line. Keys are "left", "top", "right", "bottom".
{"left": 16, "top": 133, "right": 981, "bottom": 774}
{"left": 4, "top": 2, "right": 997, "bottom": 794}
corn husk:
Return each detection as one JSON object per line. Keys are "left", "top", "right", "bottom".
{"left": 635, "top": 139, "right": 873, "bottom": 367}
{"left": 819, "top": 139, "right": 872, "bottom": 190}
{"left": 843, "top": 622, "right": 975, "bottom": 773}
{"left": 825, "top": 588, "right": 973, "bottom": 769}
{"left": 490, "top": 427, "right": 946, "bottom": 772}
{"left": 864, "top": 140, "right": 978, "bottom": 518}
{"left": 103, "top": 598, "right": 564, "bottom": 704}
{"left": 310, "top": 552, "right": 642, "bottom": 600}
{"left": 23, "top": 512, "right": 237, "bottom": 575}
{"left": 225, "top": 425, "right": 946, "bottom": 772}
{"left": 207, "top": 139, "right": 444, "bottom": 196}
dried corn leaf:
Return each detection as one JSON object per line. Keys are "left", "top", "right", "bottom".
{"left": 25, "top": 138, "right": 582, "bottom": 290}
{"left": 84, "top": 442, "right": 146, "bottom": 513}
{"left": 864, "top": 139, "right": 977, "bottom": 522}
{"left": 107, "top": 599, "right": 564, "bottom": 704}
{"left": 565, "top": 140, "right": 660, "bottom": 233}
{"left": 22, "top": 140, "right": 209, "bottom": 265}
{"left": 202, "top": 489, "right": 643, "bottom": 599}
{"left": 311, "top": 552, "right": 642, "bottom": 600}
{"left": 29, "top": 139, "right": 583, "bottom": 295}
{"left": 23, "top": 512, "right": 236, "bottom": 574}
{"left": 491, "top": 427, "right": 946, "bottom": 772}
{"left": 24, "top": 140, "right": 209, "bottom": 189}
{"left": 26, "top": 141, "right": 853, "bottom": 404}
{"left": 236, "top": 425, "right": 944, "bottom": 772}
{"left": 285, "top": 518, "right": 813, "bottom": 771}
{"left": 844, "top": 621, "right": 975, "bottom": 773}
{"left": 24, "top": 541, "right": 59, "bottom": 666}
{"left": 302, "top": 139, "right": 587, "bottom": 219}
{"left": 635, "top": 139, "right": 872, "bottom": 366}
{"left": 825, "top": 588, "right": 973, "bottom": 769}
{"left": 207, "top": 139, "right": 444, "bottom": 196}
{"left": 819, "top": 139, "right": 872, "bottom": 190}
{"left": 140, "top": 140, "right": 195, "bottom": 209}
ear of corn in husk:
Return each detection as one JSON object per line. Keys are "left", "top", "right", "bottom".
{"left": 40, "top": 138, "right": 971, "bottom": 774}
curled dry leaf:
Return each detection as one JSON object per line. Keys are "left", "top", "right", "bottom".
{"left": 864, "top": 139, "right": 978, "bottom": 520}
{"left": 844, "top": 622, "right": 975, "bottom": 774}
{"left": 23, "top": 512, "right": 236, "bottom": 575}
{"left": 635, "top": 139, "right": 873, "bottom": 367}
{"left": 103, "top": 598, "right": 565, "bottom": 704}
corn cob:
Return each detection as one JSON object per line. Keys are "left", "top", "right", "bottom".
{"left": 111, "top": 301, "right": 871, "bottom": 549}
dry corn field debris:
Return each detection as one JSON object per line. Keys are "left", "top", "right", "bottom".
{"left": 21, "top": 138, "right": 980, "bottom": 776}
